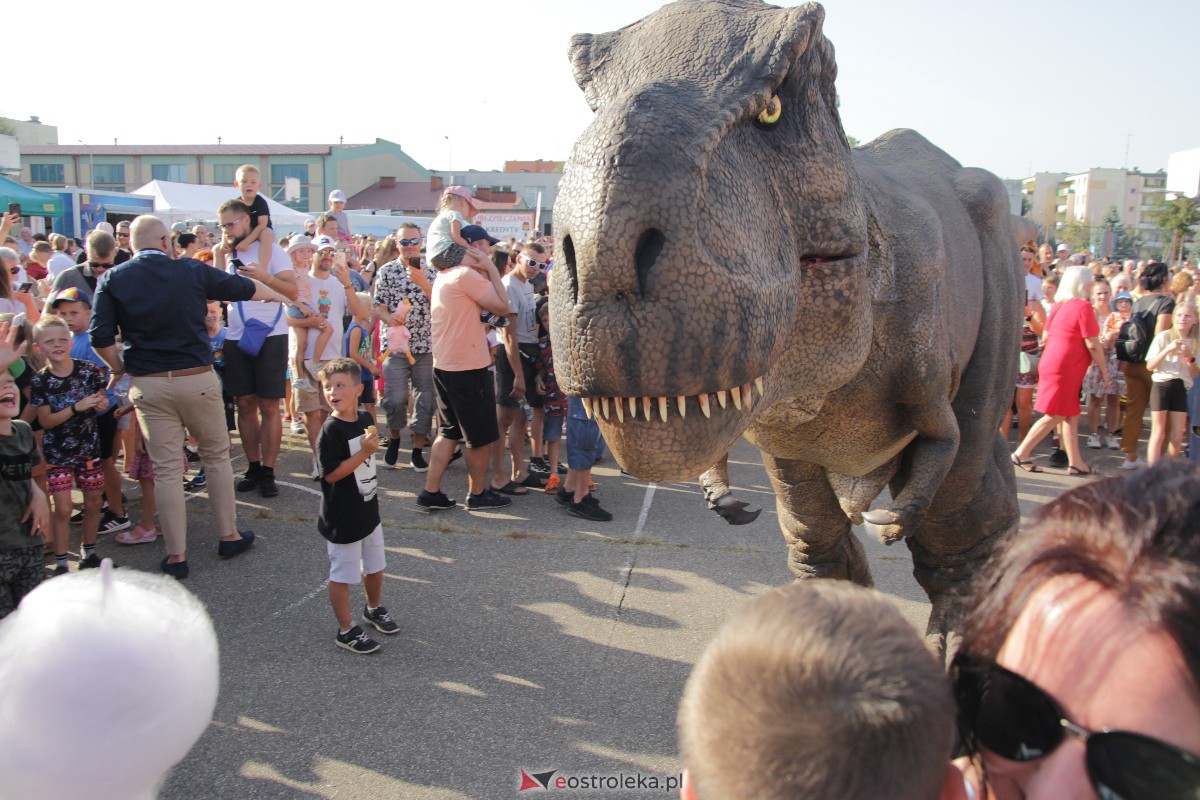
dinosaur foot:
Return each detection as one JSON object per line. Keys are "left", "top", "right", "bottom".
{"left": 924, "top": 592, "right": 964, "bottom": 665}
{"left": 711, "top": 495, "right": 762, "bottom": 526}
{"left": 861, "top": 505, "right": 924, "bottom": 546}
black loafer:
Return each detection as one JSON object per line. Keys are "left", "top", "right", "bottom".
{"left": 218, "top": 530, "right": 255, "bottom": 559}
{"left": 160, "top": 557, "right": 189, "bottom": 580}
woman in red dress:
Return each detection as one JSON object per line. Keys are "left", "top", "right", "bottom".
{"left": 1011, "top": 265, "right": 1110, "bottom": 475}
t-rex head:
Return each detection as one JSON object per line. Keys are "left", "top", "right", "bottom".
{"left": 551, "top": 0, "right": 869, "bottom": 481}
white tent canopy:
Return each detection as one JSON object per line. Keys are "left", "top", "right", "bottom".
{"left": 131, "top": 180, "right": 312, "bottom": 231}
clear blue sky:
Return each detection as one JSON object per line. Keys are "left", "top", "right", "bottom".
{"left": 7, "top": 0, "right": 1195, "bottom": 180}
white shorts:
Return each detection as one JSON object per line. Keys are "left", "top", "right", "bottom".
{"left": 326, "top": 525, "right": 385, "bottom": 584}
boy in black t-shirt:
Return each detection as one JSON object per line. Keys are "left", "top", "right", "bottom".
{"left": 317, "top": 357, "right": 398, "bottom": 654}
{"left": 218, "top": 164, "right": 274, "bottom": 276}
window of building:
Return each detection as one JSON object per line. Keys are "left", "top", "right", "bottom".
{"left": 93, "top": 164, "right": 125, "bottom": 189}
{"left": 270, "top": 164, "right": 310, "bottom": 210}
{"left": 213, "top": 164, "right": 238, "bottom": 184}
{"left": 29, "top": 163, "right": 65, "bottom": 184}
{"left": 151, "top": 164, "right": 188, "bottom": 182}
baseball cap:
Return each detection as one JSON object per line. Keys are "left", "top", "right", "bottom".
{"left": 47, "top": 287, "right": 91, "bottom": 308}
{"left": 460, "top": 225, "right": 499, "bottom": 245}
{"left": 444, "top": 185, "right": 476, "bottom": 206}
{"left": 1113, "top": 291, "right": 1134, "bottom": 306}
{"left": 311, "top": 235, "right": 337, "bottom": 251}
{"left": 1056, "top": 243, "right": 1069, "bottom": 252}
{"left": 94, "top": 221, "right": 114, "bottom": 235}
{"left": 328, "top": 189, "right": 346, "bottom": 204}
{"left": 286, "top": 235, "right": 316, "bottom": 254}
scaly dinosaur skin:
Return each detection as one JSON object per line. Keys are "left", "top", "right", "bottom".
{"left": 550, "top": 0, "right": 1022, "bottom": 653}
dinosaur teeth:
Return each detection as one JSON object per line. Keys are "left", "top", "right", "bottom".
{"left": 582, "top": 375, "right": 765, "bottom": 424}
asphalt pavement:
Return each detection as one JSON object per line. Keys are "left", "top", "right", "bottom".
{"left": 69, "top": 421, "right": 1127, "bottom": 799}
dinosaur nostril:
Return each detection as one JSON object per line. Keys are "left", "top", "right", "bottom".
{"left": 634, "top": 228, "right": 665, "bottom": 298}
{"left": 562, "top": 234, "right": 578, "bottom": 305}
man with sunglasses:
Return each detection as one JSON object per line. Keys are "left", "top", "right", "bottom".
{"left": 111, "top": 221, "right": 133, "bottom": 265}
{"left": 52, "top": 230, "right": 118, "bottom": 303}
{"left": 373, "top": 223, "right": 437, "bottom": 470}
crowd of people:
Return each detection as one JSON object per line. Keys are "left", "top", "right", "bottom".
{"left": 0, "top": 179, "right": 611, "bottom": 652}
{"left": 1007, "top": 240, "right": 1200, "bottom": 475}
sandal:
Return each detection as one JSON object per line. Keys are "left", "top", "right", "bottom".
{"left": 1067, "top": 466, "right": 1097, "bottom": 477}
{"left": 115, "top": 525, "right": 159, "bottom": 545}
{"left": 491, "top": 481, "right": 529, "bottom": 496}
{"left": 1010, "top": 454, "right": 1042, "bottom": 473}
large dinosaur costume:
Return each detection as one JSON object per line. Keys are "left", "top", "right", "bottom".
{"left": 549, "top": 0, "right": 1023, "bottom": 647}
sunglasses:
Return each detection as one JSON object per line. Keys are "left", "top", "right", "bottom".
{"left": 952, "top": 652, "right": 1200, "bottom": 800}
{"left": 89, "top": 261, "right": 114, "bottom": 269}
{"left": 8, "top": 267, "right": 17, "bottom": 276}
{"left": 116, "top": 231, "right": 130, "bottom": 237}
{"left": 520, "top": 255, "right": 548, "bottom": 270}
{"left": 397, "top": 238, "right": 422, "bottom": 247}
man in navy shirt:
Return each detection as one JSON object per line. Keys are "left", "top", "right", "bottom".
{"left": 91, "top": 215, "right": 289, "bottom": 580}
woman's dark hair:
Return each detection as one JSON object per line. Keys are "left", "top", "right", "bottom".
{"left": 1140, "top": 260, "right": 1170, "bottom": 291}
{"left": 176, "top": 233, "right": 197, "bottom": 249}
{"left": 961, "top": 460, "right": 1200, "bottom": 688}
{"left": 492, "top": 248, "right": 510, "bottom": 274}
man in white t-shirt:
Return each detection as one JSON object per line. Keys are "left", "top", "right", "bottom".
{"left": 291, "top": 236, "right": 368, "bottom": 475}
{"left": 217, "top": 199, "right": 299, "bottom": 499}
{"left": 494, "top": 240, "right": 546, "bottom": 491}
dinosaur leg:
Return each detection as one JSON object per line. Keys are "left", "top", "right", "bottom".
{"left": 906, "top": 426, "right": 1019, "bottom": 661}
{"left": 700, "top": 454, "right": 762, "bottom": 525}
{"left": 763, "top": 454, "right": 873, "bottom": 586}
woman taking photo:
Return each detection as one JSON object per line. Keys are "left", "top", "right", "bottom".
{"left": 954, "top": 459, "right": 1200, "bottom": 799}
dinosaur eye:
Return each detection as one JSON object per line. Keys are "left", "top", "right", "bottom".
{"left": 755, "top": 95, "right": 782, "bottom": 130}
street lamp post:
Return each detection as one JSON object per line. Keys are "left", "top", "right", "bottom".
{"left": 445, "top": 135, "right": 453, "bottom": 185}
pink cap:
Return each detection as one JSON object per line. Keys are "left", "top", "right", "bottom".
{"left": 444, "top": 185, "right": 475, "bottom": 206}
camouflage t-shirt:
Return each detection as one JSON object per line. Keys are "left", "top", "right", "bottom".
{"left": 29, "top": 360, "right": 105, "bottom": 467}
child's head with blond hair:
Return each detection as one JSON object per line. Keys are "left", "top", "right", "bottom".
{"left": 678, "top": 581, "right": 962, "bottom": 800}
{"left": 234, "top": 164, "right": 261, "bottom": 200}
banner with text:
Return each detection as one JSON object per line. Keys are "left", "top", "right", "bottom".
{"left": 475, "top": 212, "right": 536, "bottom": 241}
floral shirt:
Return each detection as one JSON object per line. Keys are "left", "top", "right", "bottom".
{"left": 373, "top": 259, "right": 436, "bottom": 354}
{"left": 29, "top": 360, "right": 105, "bottom": 466}
{"left": 534, "top": 334, "right": 567, "bottom": 416}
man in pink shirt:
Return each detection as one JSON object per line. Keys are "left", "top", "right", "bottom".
{"left": 418, "top": 225, "right": 513, "bottom": 512}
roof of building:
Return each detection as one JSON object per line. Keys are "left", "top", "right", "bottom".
{"left": 20, "top": 144, "right": 369, "bottom": 156}
{"left": 348, "top": 182, "right": 526, "bottom": 213}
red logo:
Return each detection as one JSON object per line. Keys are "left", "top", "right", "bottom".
{"left": 518, "top": 769, "right": 559, "bottom": 791}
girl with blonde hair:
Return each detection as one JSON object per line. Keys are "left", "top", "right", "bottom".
{"left": 1145, "top": 291, "right": 1200, "bottom": 463}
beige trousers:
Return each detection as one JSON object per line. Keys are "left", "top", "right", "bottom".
{"left": 130, "top": 370, "right": 237, "bottom": 557}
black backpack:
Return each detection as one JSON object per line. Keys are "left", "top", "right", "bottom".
{"left": 1116, "top": 313, "right": 1152, "bottom": 363}
{"left": 1117, "top": 296, "right": 1169, "bottom": 364}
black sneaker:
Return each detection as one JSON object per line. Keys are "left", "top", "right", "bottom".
{"left": 70, "top": 508, "right": 84, "bottom": 524}
{"left": 236, "top": 465, "right": 263, "bottom": 492}
{"left": 384, "top": 438, "right": 401, "bottom": 468}
{"left": 335, "top": 625, "right": 381, "bottom": 654}
{"left": 363, "top": 605, "right": 400, "bottom": 635}
{"left": 417, "top": 490, "right": 456, "bottom": 511}
{"left": 52, "top": 564, "right": 69, "bottom": 576}
{"left": 480, "top": 310, "right": 510, "bottom": 328}
{"left": 71, "top": 500, "right": 104, "bottom": 525}
{"left": 569, "top": 494, "right": 613, "bottom": 522}
{"left": 98, "top": 511, "right": 131, "bottom": 535}
{"left": 185, "top": 471, "right": 207, "bottom": 491}
{"left": 78, "top": 552, "right": 102, "bottom": 569}
{"left": 411, "top": 448, "right": 428, "bottom": 472}
{"left": 185, "top": 447, "right": 200, "bottom": 464}
{"left": 449, "top": 448, "right": 463, "bottom": 464}
{"left": 1048, "top": 448, "right": 1069, "bottom": 469}
{"left": 557, "top": 462, "right": 567, "bottom": 475}
{"left": 555, "top": 487, "right": 573, "bottom": 506}
{"left": 258, "top": 470, "right": 278, "bottom": 498}
{"left": 528, "top": 457, "right": 550, "bottom": 476}
{"left": 468, "top": 489, "right": 513, "bottom": 510}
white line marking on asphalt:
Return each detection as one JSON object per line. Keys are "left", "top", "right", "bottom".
{"left": 633, "top": 482, "right": 657, "bottom": 538}
{"left": 268, "top": 580, "right": 330, "bottom": 620}
{"left": 273, "top": 480, "right": 323, "bottom": 497}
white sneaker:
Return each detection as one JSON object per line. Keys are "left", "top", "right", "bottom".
{"left": 1119, "top": 459, "right": 1147, "bottom": 471}
{"left": 1107, "top": 434, "right": 1121, "bottom": 450}
{"left": 1086, "top": 433, "right": 1102, "bottom": 449}
{"left": 291, "top": 419, "right": 305, "bottom": 434}
{"left": 311, "top": 457, "right": 321, "bottom": 481}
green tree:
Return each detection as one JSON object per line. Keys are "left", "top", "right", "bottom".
{"left": 0, "top": 118, "right": 14, "bottom": 137}
{"left": 1098, "top": 205, "right": 1141, "bottom": 260}
{"left": 1059, "top": 218, "right": 1091, "bottom": 251}
{"left": 846, "top": 134, "right": 860, "bottom": 148}
{"left": 1150, "top": 196, "right": 1200, "bottom": 262}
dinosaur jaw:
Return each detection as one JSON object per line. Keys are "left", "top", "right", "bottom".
{"left": 580, "top": 377, "right": 766, "bottom": 482}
